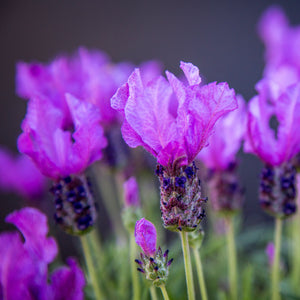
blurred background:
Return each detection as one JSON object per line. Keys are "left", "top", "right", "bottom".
{"left": 1, "top": 0, "right": 300, "bottom": 257}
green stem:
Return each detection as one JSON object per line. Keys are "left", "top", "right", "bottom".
{"left": 130, "top": 234, "right": 140, "bottom": 300}
{"left": 272, "top": 218, "right": 282, "bottom": 300}
{"left": 292, "top": 216, "right": 300, "bottom": 293}
{"left": 226, "top": 216, "right": 238, "bottom": 300}
{"left": 180, "top": 231, "right": 195, "bottom": 300}
{"left": 80, "top": 232, "right": 103, "bottom": 300}
{"left": 150, "top": 286, "right": 158, "bottom": 300}
{"left": 192, "top": 248, "right": 208, "bottom": 300}
{"left": 93, "top": 165, "right": 126, "bottom": 241}
{"left": 160, "top": 285, "right": 170, "bottom": 300}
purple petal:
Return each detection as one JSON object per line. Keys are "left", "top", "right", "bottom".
{"left": 0, "top": 148, "right": 46, "bottom": 199}
{"left": 6, "top": 207, "right": 57, "bottom": 264}
{"left": 135, "top": 218, "right": 157, "bottom": 256}
{"left": 49, "top": 258, "right": 85, "bottom": 300}
{"left": 188, "top": 82, "right": 238, "bottom": 162}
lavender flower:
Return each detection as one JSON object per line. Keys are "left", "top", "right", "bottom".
{"left": 0, "top": 207, "right": 85, "bottom": 300}
{"left": 112, "top": 61, "right": 237, "bottom": 231}
{"left": 18, "top": 94, "right": 107, "bottom": 234}
{"left": 197, "top": 96, "right": 246, "bottom": 214}
{"left": 0, "top": 147, "right": 46, "bottom": 199}
{"left": 134, "top": 218, "right": 173, "bottom": 287}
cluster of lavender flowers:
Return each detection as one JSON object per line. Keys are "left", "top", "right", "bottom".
{"left": 1, "top": 5, "right": 300, "bottom": 300}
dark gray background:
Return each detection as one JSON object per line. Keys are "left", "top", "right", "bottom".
{"left": 1, "top": 0, "right": 299, "bottom": 253}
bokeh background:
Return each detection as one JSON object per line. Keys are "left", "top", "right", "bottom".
{"left": 1, "top": 0, "right": 300, "bottom": 257}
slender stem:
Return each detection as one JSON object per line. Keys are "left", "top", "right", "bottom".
{"left": 226, "top": 216, "right": 238, "bottom": 300}
{"left": 192, "top": 248, "right": 208, "bottom": 300}
{"left": 80, "top": 232, "right": 103, "bottom": 300}
{"left": 272, "top": 218, "right": 282, "bottom": 300}
{"left": 292, "top": 216, "right": 300, "bottom": 293}
{"left": 160, "top": 285, "right": 170, "bottom": 300}
{"left": 130, "top": 234, "right": 140, "bottom": 300}
{"left": 150, "top": 286, "right": 158, "bottom": 300}
{"left": 180, "top": 231, "right": 195, "bottom": 300}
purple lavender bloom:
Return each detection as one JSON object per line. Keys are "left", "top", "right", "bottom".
{"left": 245, "top": 80, "right": 300, "bottom": 218}
{"left": 16, "top": 48, "right": 161, "bottom": 127}
{"left": 135, "top": 218, "right": 157, "bottom": 257}
{"left": 111, "top": 61, "right": 238, "bottom": 169}
{"left": 123, "top": 176, "right": 140, "bottom": 207}
{"left": 18, "top": 93, "right": 107, "bottom": 180}
{"left": 0, "top": 207, "right": 85, "bottom": 300}
{"left": 0, "top": 147, "right": 46, "bottom": 199}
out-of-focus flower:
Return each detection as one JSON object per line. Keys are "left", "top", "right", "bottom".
{"left": 0, "top": 147, "right": 46, "bottom": 199}
{"left": 112, "top": 61, "right": 237, "bottom": 231}
{"left": 265, "top": 242, "right": 275, "bottom": 267}
{"left": 134, "top": 218, "right": 172, "bottom": 287}
{"left": 245, "top": 80, "right": 300, "bottom": 218}
{"left": 112, "top": 61, "right": 237, "bottom": 169}
{"left": 123, "top": 177, "right": 140, "bottom": 208}
{"left": 16, "top": 48, "right": 161, "bottom": 127}
{"left": 197, "top": 96, "right": 246, "bottom": 214}
{"left": 258, "top": 6, "right": 300, "bottom": 97}
{"left": 0, "top": 207, "right": 85, "bottom": 300}
{"left": 18, "top": 94, "right": 107, "bottom": 234}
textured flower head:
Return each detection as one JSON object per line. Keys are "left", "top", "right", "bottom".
{"left": 135, "top": 218, "right": 157, "bottom": 257}
{"left": 0, "top": 207, "right": 85, "bottom": 300}
{"left": 111, "top": 61, "right": 237, "bottom": 169}
{"left": 18, "top": 93, "right": 107, "bottom": 179}
{"left": 16, "top": 48, "right": 161, "bottom": 126}
{"left": 0, "top": 147, "right": 46, "bottom": 199}
{"left": 123, "top": 176, "right": 140, "bottom": 207}
{"left": 245, "top": 80, "right": 300, "bottom": 166}
{"left": 197, "top": 95, "right": 246, "bottom": 170}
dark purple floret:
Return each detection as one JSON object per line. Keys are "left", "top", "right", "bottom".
{"left": 185, "top": 166, "right": 194, "bottom": 178}
{"left": 77, "top": 215, "right": 93, "bottom": 230}
{"left": 175, "top": 176, "right": 186, "bottom": 188}
{"left": 167, "top": 258, "right": 173, "bottom": 266}
{"left": 283, "top": 202, "right": 297, "bottom": 216}
{"left": 63, "top": 176, "right": 72, "bottom": 184}
{"left": 163, "top": 178, "right": 171, "bottom": 189}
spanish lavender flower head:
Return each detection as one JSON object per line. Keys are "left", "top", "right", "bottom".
{"left": 134, "top": 218, "right": 173, "bottom": 287}
{"left": 197, "top": 96, "right": 246, "bottom": 214}
{"left": 112, "top": 61, "right": 237, "bottom": 230}
{"left": 245, "top": 80, "right": 300, "bottom": 218}
{"left": 0, "top": 207, "right": 85, "bottom": 300}
{"left": 18, "top": 94, "right": 107, "bottom": 234}
{"left": 0, "top": 147, "right": 46, "bottom": 199}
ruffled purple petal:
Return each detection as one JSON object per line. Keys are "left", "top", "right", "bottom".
{"left": 6, "top": 207, "right": 57, "bottom": 264}
{"left": 135, "top": 218, "right": 157, "bottom": 257}
{"left": 0, "top": 148, "right": 46, "bottom": 199}
{"left": 49, "top": 258, "right": 85, "bottom": 300}
{"left": 180, "top": 61, "right": 201, "bottom": 86}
